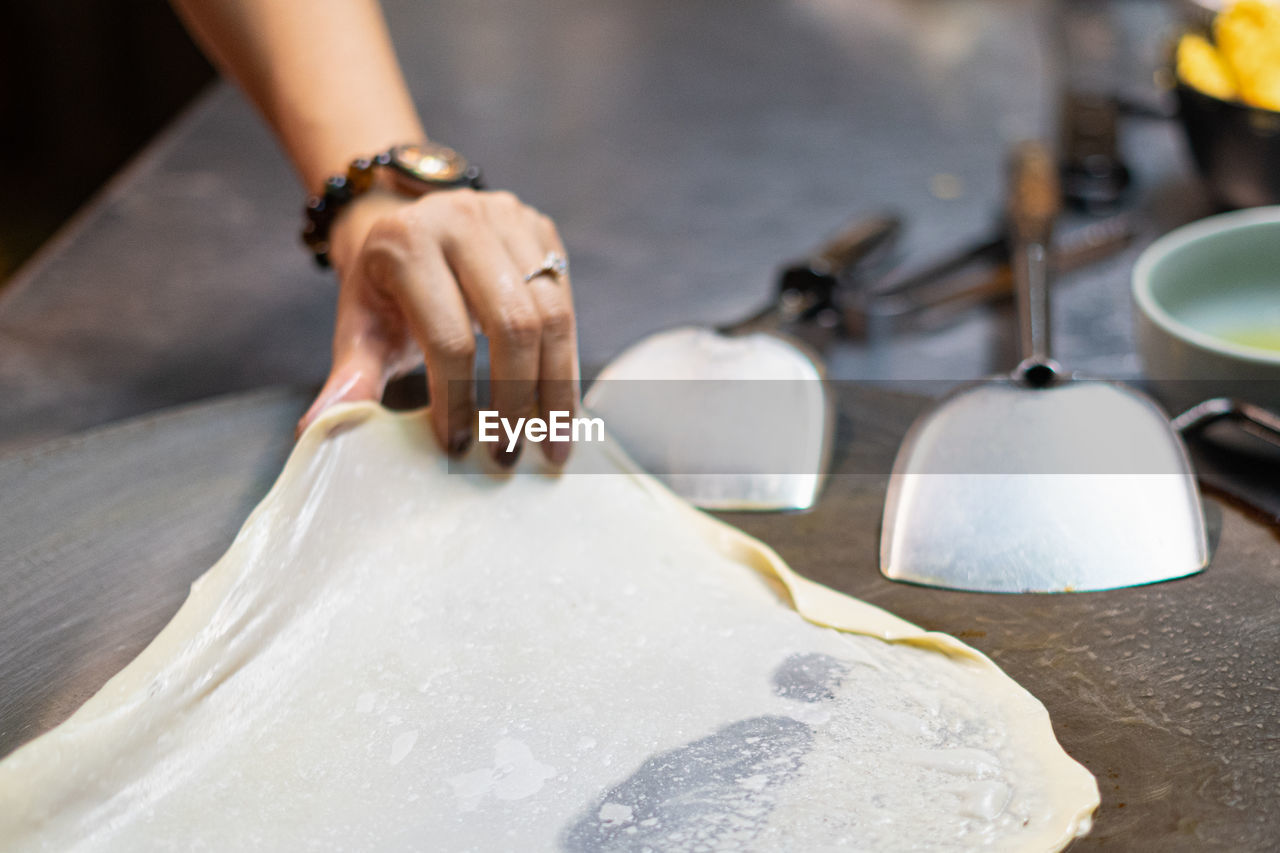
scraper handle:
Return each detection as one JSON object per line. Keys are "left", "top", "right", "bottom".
{"left": 810, "top": 213, "right": 902, "bottom": 278}
{"left": 723, "top": 213, "right": 902, "bottom": 336}
{"left": 1172, "top": 398, "right": 1280, "bottom": 451}
{"left": 1006, "top": 140, "right": 1062, "bottom": 385}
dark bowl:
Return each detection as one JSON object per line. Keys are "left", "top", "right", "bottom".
{"left": 1176, "top": 80, "right": 1280, "bottom": 208}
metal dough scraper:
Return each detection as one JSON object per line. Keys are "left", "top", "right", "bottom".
{"left": 585, "top": 215, "right": 898, "bottom": 512}
{"left": 880, "top": 142, "right": 1208, "bottom": 592}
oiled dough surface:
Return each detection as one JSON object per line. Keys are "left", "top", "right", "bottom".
{"left": 0, "top": 405, "right": 1098, "bottom": 851}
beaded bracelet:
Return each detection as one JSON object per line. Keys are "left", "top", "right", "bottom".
{"left": 301, "top": 142, "right": 483, "bottom": 268}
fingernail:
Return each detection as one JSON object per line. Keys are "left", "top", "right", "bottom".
{"left": 494, "top": 439, "right": 523, "bottom": 469}
{"left": 547, "top": 439, "right": 571, "bottom": 466}
{"left": 448, "top": 429, "right": 472, "bottom": 456}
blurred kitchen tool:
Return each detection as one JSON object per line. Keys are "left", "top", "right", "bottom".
{"left": 1174, "top": 397, "right": 1280, "bottom": 523}
{"left": 843, "top": 213, "right": 1135, "bottom": 332}
{"left": 723, "top": 213, "right": 901, "bottom": 335}
{"left": 1175, "top": 397, "right": 1280, "bottom": 450}
{"left": 585, "top": 214, "right": 899, "bottom": 512}
{"left": 881, "top": 141, "right": 1208, "bottom": 593}
{"left": 1060, "top": 91, "right": 1132, "bottom": 213}
{"left": 1053, "top": 0, "right": 1140, "bottom": 213}
{"left": 840, "top": 229, "right": 1004, "bottom": 337}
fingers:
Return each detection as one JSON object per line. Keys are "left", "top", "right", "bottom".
{"left": 359, "top": 219, "right": 477, "bottom": 457}
{"left": 320, "top": 189, "right": 579, "bottom": 470}
{"left": 296, "top": 320, "right": 394, "bottom": 438}
{"left": 436, "top": 195, "right": 544, "bottom": 467}
{"left": 487, "top": 198, "right": 580, "bottom": 465}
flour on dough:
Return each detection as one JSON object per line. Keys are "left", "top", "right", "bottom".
{"left": 0, "top": 404, "right": 1098, "bottom": 851}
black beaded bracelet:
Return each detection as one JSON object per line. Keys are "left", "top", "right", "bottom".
{"left": 302, "top": 143, "right": 483, "bottom": 268}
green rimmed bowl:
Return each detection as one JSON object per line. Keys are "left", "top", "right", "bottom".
{"left": 1133, "top": 206, "right": 1280, "bottom": 411}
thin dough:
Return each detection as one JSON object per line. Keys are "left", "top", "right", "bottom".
{"left": 0, "top": 404, "right": 1098, "bottom": 851}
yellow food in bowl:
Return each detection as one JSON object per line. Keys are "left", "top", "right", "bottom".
{"left": 1177, "top": 0, "right": 1280, "bottom": 111}
{"left": 1178, "top": 33, "right": 1240, "bottom": 99}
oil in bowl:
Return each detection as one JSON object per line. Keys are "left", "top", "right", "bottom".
{"left": 1217, "top": 325, "right": 1280, "bottom": 352}
{"left": 1162, "top": 282, "right": 1280, "bottom": 356}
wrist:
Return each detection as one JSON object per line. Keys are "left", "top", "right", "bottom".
{"left": 301, "top": 142, "right": 483, "bottom": 269}
{"left": 325, "top": 188, "right": 410, "bottom": 277}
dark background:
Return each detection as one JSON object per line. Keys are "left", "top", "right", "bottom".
{"left": 0, "top": 0, "right": 214, "bottom": 283}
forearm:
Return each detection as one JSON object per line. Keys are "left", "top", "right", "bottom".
{"left": 172, "top": 0, "right": 580, "bottom": 456}
{"left": 170, "top": 0, "right": 424, "bottom": 193}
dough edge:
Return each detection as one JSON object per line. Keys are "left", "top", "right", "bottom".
{"left": 0, "top": 401, "right": 1100, "bottom": 851}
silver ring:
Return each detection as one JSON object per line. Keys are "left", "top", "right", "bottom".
{"left": 523, "top": 251, "right": 568, "bottom": 283}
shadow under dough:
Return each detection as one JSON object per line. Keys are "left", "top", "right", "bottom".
{"left": 559, "top": 654, "right": 848, "bottom": 852}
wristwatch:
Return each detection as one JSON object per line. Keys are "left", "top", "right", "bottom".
{"left": 302, "top": 141, "right": 484, "bottom": 268}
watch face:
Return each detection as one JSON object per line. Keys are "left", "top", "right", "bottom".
{"left": 389, "top": 143, "right": 470, "bottom": 186}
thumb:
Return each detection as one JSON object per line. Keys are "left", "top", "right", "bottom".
{"left": 296, "top": 343, "right": 388, "bottom": 438}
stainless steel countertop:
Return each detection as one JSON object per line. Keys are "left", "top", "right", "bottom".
{"left": 0, "top": 0, "right": 1213, "bottom": 452}
{"left": 5, "top": 1, "right": 1275, "bottom": 850}
{"left": 3, "top": 385, "right": 1277, "bottom": 852}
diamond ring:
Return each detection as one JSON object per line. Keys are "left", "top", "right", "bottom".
{"left": 524, "top": 251, "right": 569, "bottom": 283}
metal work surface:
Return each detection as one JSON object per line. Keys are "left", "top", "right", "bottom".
{"left": 1, "top": 0, "right": 1276, "bottom": 849}
{"left": 1, "top": 386, "right": 1276, "bottom": 850}
{"left": 0, "top": 0, "right": 1211, "bottom": 452}
{"left": 0, "top": 389, "right": 305, "bottom": 754}
{"left": 736, "top": 385, "right": 1280, "bottom": 851}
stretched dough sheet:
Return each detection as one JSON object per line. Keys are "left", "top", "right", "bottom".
{"left": 0, "top": 404, "right": 1098, "bottom": 851}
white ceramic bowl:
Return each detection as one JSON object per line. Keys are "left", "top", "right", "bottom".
{"left": 1132, "top": 206, "right": 1280, "bottom": 412}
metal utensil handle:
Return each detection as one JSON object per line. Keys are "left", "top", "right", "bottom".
{"left": 1171, "top": 398, "right": 1280, "bottom": 450}
{"left": 1006, "top": 141, "right": 1062, "bottom": 384}
{"left": 720, "top": 213, "right": 901, "bottom": 336}
{"left": 865, "top": 213, "right": 1136, "bottom": 321}
{"left": 811, "top": 213, "right": 902, "bottom": 277}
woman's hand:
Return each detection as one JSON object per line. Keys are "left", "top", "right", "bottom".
{"left": 298, "top": 187, "right": 579, "bottom": 467}
{"left": 168, "top": 2, "right": 572, "bottom": 463}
